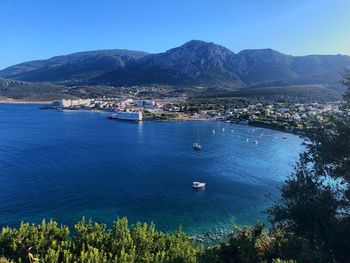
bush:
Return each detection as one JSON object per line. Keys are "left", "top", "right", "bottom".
{"left": 0, "top": 218, "right": 198, "bottom": 263}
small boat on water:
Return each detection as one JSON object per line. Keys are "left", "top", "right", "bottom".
{"left": 192, "top": 182, "right": 206, "bottom": 189}
{"left": 283, "top": 136, "right": 288, "bottom": 139}
{"left": 254, "top": 140, "right": 258, "bottom": 144}
{"left": 212, "top": 129, "right": 215, "bottom": 135}
{"left": 193, "top": 143, "right": 202, "bottom": 151}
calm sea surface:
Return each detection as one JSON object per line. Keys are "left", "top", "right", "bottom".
{"left": 0, "top": 104, "right": 303, "bottom": 234}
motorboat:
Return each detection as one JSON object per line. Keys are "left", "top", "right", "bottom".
{"left": 192, "top": 182, "right": 206, "bottom": 189}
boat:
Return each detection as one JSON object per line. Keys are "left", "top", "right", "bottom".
{"left": 212, "top": 129, "right": 215, "bottom": 135}
{"left": 192, "top": 182, "right": 206, "bottom": 189}
{"left": 254, "top": 140, "right": 258, "bottom": 144}
{"left": 193, "top": 143, "right": 202, "bottom": 151}
{"left": 283, "top": 136, "right": 288, "bottom": 139}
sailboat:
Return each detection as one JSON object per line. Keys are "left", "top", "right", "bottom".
{"left": 193, "top": 129, "right": 202, "bottom": 151}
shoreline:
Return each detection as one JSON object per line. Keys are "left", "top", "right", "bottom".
{"left": 2, "top": 102, "right": 301, "bottom": 134}
{"left": 0, "top": 99, "right": 51, "bottom": 105}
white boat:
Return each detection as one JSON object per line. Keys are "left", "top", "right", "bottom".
{"left": 193, "top": 143, "right": 202, "bottom": 151}
{"left": 212, "top": 129, "right": 215, "bottom": 135}
{"left": 192, "top": 182, "right": 206, "bottom": 189}
{"left": 254, "top": 140, "right": 258, "bottom": 144}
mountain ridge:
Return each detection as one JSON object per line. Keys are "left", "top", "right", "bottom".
{"left": 1, "top": 40, "right": 350, "bottom": 89}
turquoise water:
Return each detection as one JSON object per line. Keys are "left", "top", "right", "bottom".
{"left": 0, "top": 104, "right": 302, "bottom": 234}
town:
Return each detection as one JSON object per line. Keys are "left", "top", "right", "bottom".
{"left": 47, "top": 97, "right": 341, "bottom": 133}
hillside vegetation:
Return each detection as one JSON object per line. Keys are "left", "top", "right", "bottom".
{"left": 0, "top": 78, "right": 77, "bottom": 101}
{"left": 0, "top": 218, "right": 316, "bottom": 263}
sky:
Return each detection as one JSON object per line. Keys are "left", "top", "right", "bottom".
{"left": 1, "top": 0, "right": 350, "bottom": 69}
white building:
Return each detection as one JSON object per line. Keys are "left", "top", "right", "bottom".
{"left": 291, "top": 113, "right": 301, "bottom": 122}
{"left": 59, "top": 99, "right": 92, "bottom": 108}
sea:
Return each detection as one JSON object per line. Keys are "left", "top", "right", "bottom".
{"left": 0, "top": 104, "right": 303, "bottom": 235}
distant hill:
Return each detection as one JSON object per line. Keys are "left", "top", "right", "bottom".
{"left": 0, "top": 50, "right": 149, "bottom": 83}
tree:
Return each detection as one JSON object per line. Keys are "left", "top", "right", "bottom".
{"left": 268, "top": 71, "right": 350, "bottom": 263}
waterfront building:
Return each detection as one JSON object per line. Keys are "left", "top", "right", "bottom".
{"left": 59, "top": 99, "right": 92, "bottom": 108}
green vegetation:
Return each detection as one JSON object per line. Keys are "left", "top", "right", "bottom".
{"left": 0, "top": 79, "right": 77, "bottom": 101}
{"left": 268, "top": 71, "right": 350, "bottom": 262}
{"left": 143, "top": 111, "right": 176, "bottom": 121}
{"left": 195, "top": 85, "right": 342, "bottom": 103}
{"left": 0, "top": 218, "right": 319, "bottom": 263}
{"left": 184, "top": 97, "right": 265, "bottom": 112}
{"left": 0, "top": 218, "right": 198, "bottom": 263}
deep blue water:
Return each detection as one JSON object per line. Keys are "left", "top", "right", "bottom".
{"left": 0, "top": 104, "right": 303, "bottom": 234}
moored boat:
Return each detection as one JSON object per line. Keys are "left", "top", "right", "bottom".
{"left": 192, "top": 182, "right": 206, "bottom": 189}
{"left": 193, "top": 142, "right": 202, "bottom": 151}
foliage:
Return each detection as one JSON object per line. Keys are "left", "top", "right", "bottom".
{"left": 0, "top": 218, "right": 198, "bottom": 263}
{"left": 1, "top": 218, "right": 323, "bottom": 263}
{"left": 200, "top": 223, "right": 318, "bottom": 263}
{"left": 268, "top": 71, "right": 350, "bottom": 262}
{"left": 0, "top": 257, "right": 13, "bottom": 263}
{"left": 195, "top": 85, "right": 342, "bottom": 103}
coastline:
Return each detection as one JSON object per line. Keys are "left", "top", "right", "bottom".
{"left": 1, "top": 102, "right": 303, "bottom": 134}
{"left": 0, "top": 99, "right": 51, "bottom": 105}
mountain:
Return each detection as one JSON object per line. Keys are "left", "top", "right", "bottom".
{"left": 0, "top": 50, "right": 149, "bottom": 82}
{"left": 94, "top": 40, "right": 242, "bottom": 87}
{"left": 1, "top": 40, "right": 350, "bottom": 89}
{"left": 232, "top": 49, "right": 297, "bottom": 83}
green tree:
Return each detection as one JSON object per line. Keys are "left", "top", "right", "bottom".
{"left": 268, "top": 71, "right": 350, "bottom": 262}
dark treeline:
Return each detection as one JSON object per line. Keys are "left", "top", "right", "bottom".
{"left": 1, "top": 72, "right": 350, "bottom": 263}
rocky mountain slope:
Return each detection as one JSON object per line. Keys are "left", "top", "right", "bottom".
{"left": 0, "top": 50, "right": 148, "bottom": 83}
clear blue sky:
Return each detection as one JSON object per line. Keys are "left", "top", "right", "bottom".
{"left": 1, "top": 0, "right": 350, "bottom": 69}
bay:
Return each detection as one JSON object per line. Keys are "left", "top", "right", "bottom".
{"left": 0, "top": 104, "right": 302, "bottom": 234}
